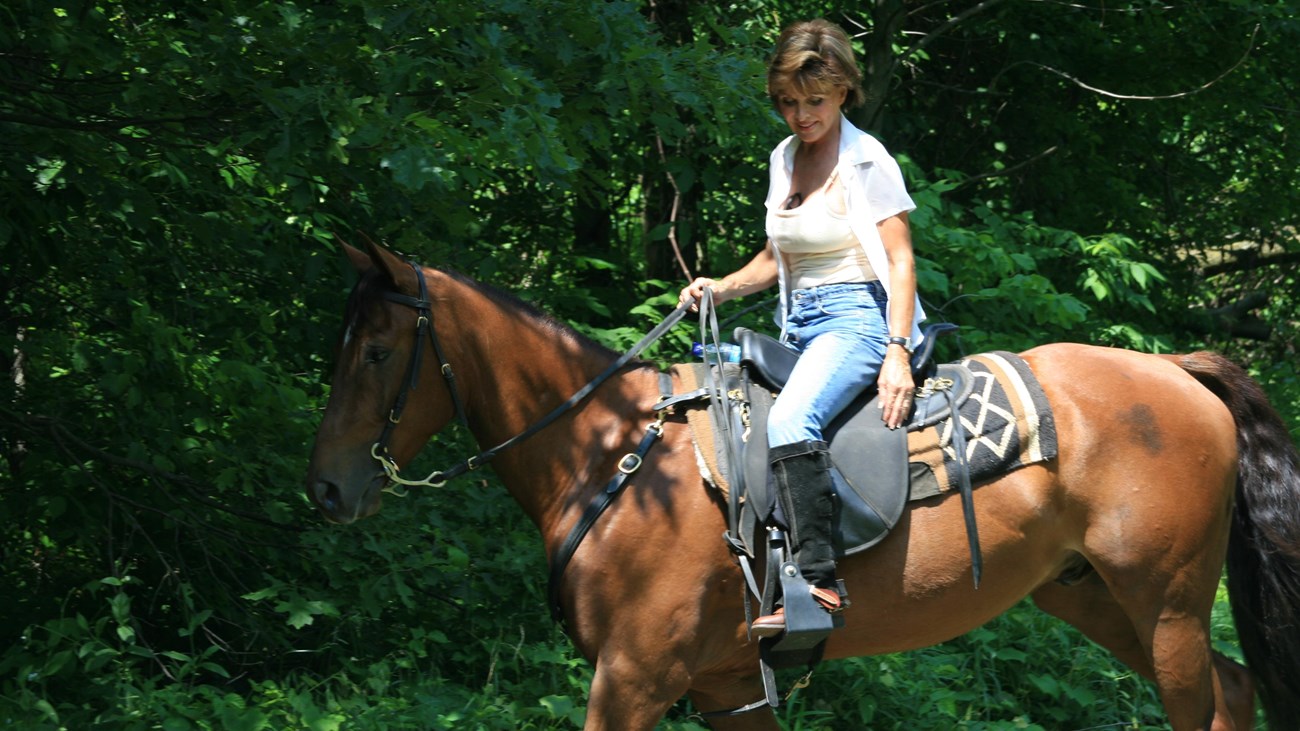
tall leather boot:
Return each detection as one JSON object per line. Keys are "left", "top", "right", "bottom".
{"left": 751, "top": 439, "right": 842, "bottom": 638}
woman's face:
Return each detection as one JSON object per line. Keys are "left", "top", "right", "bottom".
{"left": 775, "top": 85, "right": 847, "bottom": 146}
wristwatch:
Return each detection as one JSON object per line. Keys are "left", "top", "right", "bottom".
{"left": 887, "top": 336, "right": 913, "bottom": 354}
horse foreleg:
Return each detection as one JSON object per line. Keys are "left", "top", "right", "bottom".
{"left": 582, "top": 654, "right": 689, "bottom": 731}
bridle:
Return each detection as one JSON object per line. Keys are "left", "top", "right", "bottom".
{"left": 367, "top": 259, "right": 693, "bottom": 491}
{"left": 368, "top": 261, "right": 469, "bottom": 488}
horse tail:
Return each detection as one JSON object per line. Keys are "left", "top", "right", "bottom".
{"left": 1175, "top": 351, "right": 1300, "bottom": 729}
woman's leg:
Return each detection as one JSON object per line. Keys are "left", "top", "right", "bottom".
{"left": 768, "top": 284, "right": 889, "bottom": 447}
{"left": 753, "top": 285, "right": 889, "bottom": 635}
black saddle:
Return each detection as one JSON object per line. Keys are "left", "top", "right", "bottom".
{"left": 689, "top": 321, "right": 970, "bottom": 700}
{"left": 689, "top": 323, "right": 1058, "bottom": 711}
{"left": 686, "top": 321, "right": 979, "bottom": 709}
{"left": 732, "top": 323, "right": 969, "bottom": 555}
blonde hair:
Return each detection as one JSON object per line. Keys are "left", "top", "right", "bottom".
{"left": 767, "top": 19, "right": 865, "bottom": 109}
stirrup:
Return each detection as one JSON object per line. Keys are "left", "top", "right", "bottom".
{"left": 751, "top": 586, "right": 845, "bottom": 638}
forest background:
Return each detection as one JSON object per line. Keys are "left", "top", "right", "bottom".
{"left": 2, "top": 0, "right": 1298, "bottom": 728}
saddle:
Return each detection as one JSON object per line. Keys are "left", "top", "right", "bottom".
{"left": 734, "top": 324, "right": 972, "bottom": 557}
{"left": 668, "top": 324, "right": 1058, "bottom": 702}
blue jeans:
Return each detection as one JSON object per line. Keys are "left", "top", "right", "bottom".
{"left": 768, "top": 282, "right": 889, "bottom": 448}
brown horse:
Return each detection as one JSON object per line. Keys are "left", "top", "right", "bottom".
{"left": 306, "top": 241, "right": 1300, "bottom": 731}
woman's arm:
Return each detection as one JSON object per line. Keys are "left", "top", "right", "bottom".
{"left": 877, "top": 211, "right": 917, "bottom": 429}
{"left": 679, "top": 241, "right": 779, "bottom": 311}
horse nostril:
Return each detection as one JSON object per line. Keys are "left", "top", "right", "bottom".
{"left": 313, "top": 481, "right": 342, "bottom": 513}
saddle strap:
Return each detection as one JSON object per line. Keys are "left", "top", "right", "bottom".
{"left": 655, "top": 387, "right": 712, "bottom": 412}
{"left": 546, "top": 373, "right": 674, "bottom": 625}
{"left": 944, "top": 386, "right": 983, "bottom": 588}
{"left": 698, "top": 527, "right": 822, "bottom": 719}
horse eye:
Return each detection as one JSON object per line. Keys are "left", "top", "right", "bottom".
{"left": 363, "top": 346, "right": 391, "bottom": 364}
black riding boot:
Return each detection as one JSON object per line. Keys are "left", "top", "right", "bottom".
{"left": 752, "top": 439, "right": 841, "bottom": 637}
{"left": 770, "top": 439, "right": 838, "bottom": 589}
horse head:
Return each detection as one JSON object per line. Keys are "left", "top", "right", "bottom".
{"left": 305, "top": 241, "right": 462, "bottom": 523}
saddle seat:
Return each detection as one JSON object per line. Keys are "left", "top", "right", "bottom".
{"left": 704, "top": 322, "right": 966, "bottom": 673}
{"left": 679, "top": 323, "right": 1057, "bottom": 695}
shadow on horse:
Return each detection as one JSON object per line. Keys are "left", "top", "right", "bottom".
{"left": 306, "top": 242, "right": 1300, "bottom": 730}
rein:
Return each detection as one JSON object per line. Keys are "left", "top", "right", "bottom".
{"left": 370, "top": 260, "right": 695, "bottom": 490}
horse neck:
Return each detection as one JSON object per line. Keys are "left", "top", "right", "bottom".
{"left": 438, "top": 279, "right": 654, "bottom": 533}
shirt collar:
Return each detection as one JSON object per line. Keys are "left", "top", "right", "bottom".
{"left": 782, "top": 114, "right": 871, "bottom": 171}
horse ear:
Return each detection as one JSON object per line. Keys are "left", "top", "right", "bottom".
{"left": 340, "top": 239, "right": 373, "bottom": 274}
{"left": 360, "top": 234, "right": 418, "bottom": 295}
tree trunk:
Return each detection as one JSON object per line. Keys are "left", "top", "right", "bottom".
{"left": 857, "top": 0, "right": 908, "bottom": 132}
{"left": 641, "top": 0, "right": 699, "bottom": 282}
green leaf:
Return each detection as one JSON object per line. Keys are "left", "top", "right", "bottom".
{"left": 274, "top": 595, "right": 339, "bottom": 629}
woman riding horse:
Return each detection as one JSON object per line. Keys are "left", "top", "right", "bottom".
{"left": 680, "top": 19, "right": 924, "bottom": 638}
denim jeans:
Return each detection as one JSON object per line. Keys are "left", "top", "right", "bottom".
{"left": 767, "top": 281, "right": 889, "bottom": 448}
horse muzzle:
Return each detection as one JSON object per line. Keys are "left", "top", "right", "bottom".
{"left": 307, "top": 473, "right": 385, "bottom": 524}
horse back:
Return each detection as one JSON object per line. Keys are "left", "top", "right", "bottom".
{"left": 1019, "top": 343, "right": 1239, "bottom": 531}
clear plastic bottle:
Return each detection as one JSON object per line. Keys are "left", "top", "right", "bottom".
{"left": 691, "top": 341, "right": 742, "bottom": 363}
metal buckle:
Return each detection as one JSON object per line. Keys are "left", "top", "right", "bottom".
{"left": 917, "top": 376, "right": 954, "bottom": 399}
{"left": 618, "top": 453, "right": 642, "bottom": 474}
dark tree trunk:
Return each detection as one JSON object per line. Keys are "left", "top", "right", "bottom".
{"left": 641, "top": 0, "right": 699, "bottom": 282}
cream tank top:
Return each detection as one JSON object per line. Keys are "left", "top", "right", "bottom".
{"left": 767, "top": 170, "right": 877, "bottom": 290}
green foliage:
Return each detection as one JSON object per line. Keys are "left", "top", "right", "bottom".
{"left": 905, "top": 169, "right": 1175, "bottom": 357}
{"left": 769, "top": 602, "right": 1167, "bottom": 730}
{"left": 760, "top": 576, "right": 1251, "bottom": 730}
{"left": 2, "top": 0, "right": 1296, "bottom": 728}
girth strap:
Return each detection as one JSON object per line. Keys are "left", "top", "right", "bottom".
{"left": 943, "top": 386, "right": 983, "bottom": 588}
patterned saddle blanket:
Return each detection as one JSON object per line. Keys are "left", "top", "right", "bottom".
{"left": 675, "top": 350, "right": 1058, "bottom": 556}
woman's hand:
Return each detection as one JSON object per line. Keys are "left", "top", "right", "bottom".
{"left": 877, "top": 345, "right": 915, "bottom": 430}
{"left": 679, "top": 277, "right": 720, "bottom": 313}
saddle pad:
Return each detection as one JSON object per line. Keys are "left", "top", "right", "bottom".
{"left": 670, "top": 363, "right": 748, "bottom": 497}
{"left": 907, "top": 351, "right": 1058, "bottom": 501}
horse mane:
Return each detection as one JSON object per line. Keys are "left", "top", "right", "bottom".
{"left": 446, "top": 267, "right": 623, "bottom": 359}
{"left": 345, "top": 265, "right": 622, "bottom": 362}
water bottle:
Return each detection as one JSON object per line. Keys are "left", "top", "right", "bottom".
{"left": 691, "top": 341, "right": 742, "bottom": 363}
